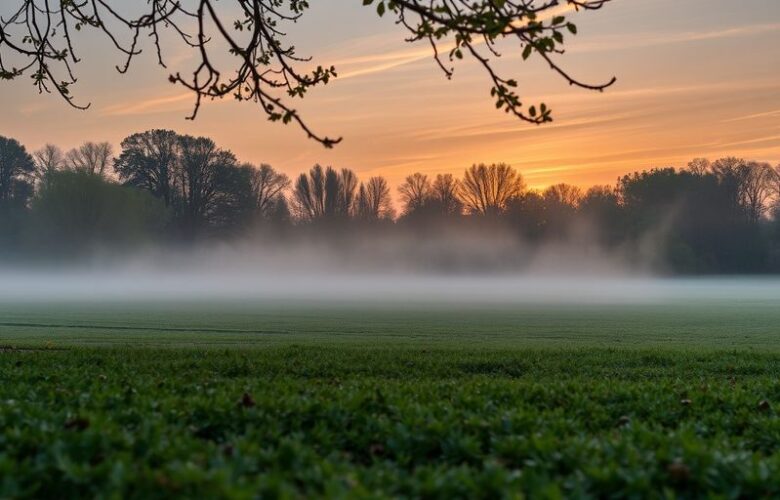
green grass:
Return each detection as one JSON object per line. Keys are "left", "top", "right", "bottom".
{"left": 2, "top": 301, "right": 780, "bottom": 498}
{"left": 2, "top": 300, "right": 780, "bottom": 349}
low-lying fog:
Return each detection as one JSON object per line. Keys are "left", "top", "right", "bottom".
{"left": 2, "top": 237, "right": 779, "bottom": 305}
{"left": 3, "top": 269, "right": 780, "bottom": 305}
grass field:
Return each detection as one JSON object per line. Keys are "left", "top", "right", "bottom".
{"left": 2, "top": 299, "right": 780, "bottom": 498}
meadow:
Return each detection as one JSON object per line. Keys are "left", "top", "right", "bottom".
{"left": 2, "top": 299, "right": 780, "bottom": 498}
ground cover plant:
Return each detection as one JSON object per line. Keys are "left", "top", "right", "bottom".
{"left": 1, "top": 302, "right": 780, "bottom": 498}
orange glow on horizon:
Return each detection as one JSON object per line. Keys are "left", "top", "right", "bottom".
{"left": 0, "top": 0, "right": 777, "bottom": 202}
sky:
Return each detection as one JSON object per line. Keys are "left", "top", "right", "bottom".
{"left": 0, "top": 0, "right": 778, "bottom": 192}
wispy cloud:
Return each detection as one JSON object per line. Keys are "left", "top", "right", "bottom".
{"left": 569, "top": 22, "right": 780, "bottom": 53}
{"left": 337, "top": 47, "right": 433, "bottom": 80}
{"left": 101, "top": 92, "right": 192, "bottom": 116}
{"left": 721, "top": 108, "right": 780, "bottom": 123}
{"left": 714, "top": 133, "right": 780, "bottom": 149}
{"left": 331, "top": 4, "right": 575, "bottom": 81}
{"left": 332, "top": 20, "right": 780, "bottom": 83}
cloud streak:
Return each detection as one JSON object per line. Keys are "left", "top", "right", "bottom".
{"left": 101, "top": 93, "right": 193, "bottom": 117}
{"left": 568, "top": 22, "right": 780, "bottom": 53}
{"left": 330, "top": 20, "right": 780, "bottom": 84}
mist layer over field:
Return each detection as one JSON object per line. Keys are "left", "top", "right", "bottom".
{"left": 1, "top": 236, "right": 779, "bottom": 305}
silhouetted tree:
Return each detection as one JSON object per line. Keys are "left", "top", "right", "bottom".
{"left": 175, "top": 135, "right": 252, "bottom": 237}
{"left": 579, "top": 185, "right": 625, "bottom": 246}
{"left": 248, "top": 164, "right": 290, "bottom": 219}
{"left": 397, "top": 172, "right": 464, "bottom": 226}
{"left": 686, "top": 158, "right": 711, "bottom": 176}
{"left": 114, "top": 130, "right": 180, "bottom": 206}
{"left": 65, "top": 141, "right": 113, "bottom": 176}
{"left": 618, "top": 167, "right": 765, "bottom": 272}
{"left": 459, "top": 163, "right": 525, "bottom": 216}
{"left": 708, "top": 157, "right": 775, "bottom": 222}
{"left": 710, "top": 157, "right": 748, "bottom": 212}
{"left": 0, "top": 136, "right": 35, "bottom": 248}
{"left": 264, "top": 195, "right": 293, "bottom": 228}
{"left": 2, "top": 134, "right": 779, "bottom": 274}
{"left": 333, "top": 168, "right": 358, "bottom": 218}
{"left": 207, "top": 163, "right": 256, "bottom": 235}
{"left": 740, "top": 161, "right": 775, "bottom": 222}
{"left": 543, "top": 183, "right": 583, "bottom": 208}
{"left": 175, "top": 135, "right": 223, "bottom": 233}
{"left": 29, "top": 170, "right": 166, "bottom": 253}
{"left": 540, "top": 183, "right": 583, "bottom": 238}
{"left": 292, "top": 164, "right": 327, "bottom": 220}
{"left": 292, "top": 165, "right": 357, "bottom": 221}
{"left": 32, "top": 144, "right": 65, "bottom": 189}
{"left": 398, "top": 173, "right": 431, "bottom": 216}
{"left": 430, "top": 174, "right": 463, "bottom": 216}
{"left": 0, "top": 136, "right": 35, "bottom": 206}
{"left": 356, "top": 176, "right": 395, "bottom": 220}
{"left": 771, "top": 164, "right": 780, "bottom": 211}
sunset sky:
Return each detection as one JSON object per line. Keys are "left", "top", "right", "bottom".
{"left": 1, "top": 0, "right": 778, "bottom": 193}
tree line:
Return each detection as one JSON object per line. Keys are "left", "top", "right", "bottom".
{"left": 1, "top": 130, "right": 780, "bottom": 273}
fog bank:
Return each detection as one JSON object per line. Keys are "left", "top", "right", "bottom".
{"left": 3, "top": 270, "right": 780, "bottom": 305}
{"left": 1, "top": 236, "right": 778, "bottom": 305}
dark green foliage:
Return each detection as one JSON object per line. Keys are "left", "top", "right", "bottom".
{"left": 28, "top": 171, "right": 167, "bottom": 253}
{"left": 619, "top": 168, "right": 768, "bottom": 273}
{"left": 1, "top": 303, "right": 780, "bottom": 497}
{"left": 114, "top": 131, "right": 256, "bottom": 239}
{"left": 0, "top": 136, "right": 35, "bottom": 250}
{"left": 114, "top": 130, "right": 179, "bottom": 206}
{"left": 1, "top": 344, "right": 780, "bottom": 498}
{"left": 0, "top": 135, "right": 34, "bottom": 206}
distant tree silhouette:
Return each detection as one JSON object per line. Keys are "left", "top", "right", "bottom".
{"left": 175, "top": 136, "right": 217, "bottom": 233}
{"left": 292, "top": 165, "right": 358, "bottom": 221}
{"left": 459, "top": 163, "right": 525, "bottom": 215}
{"left": 207, "top": 163, "right": 256, "bottom": 235}
{"left": 539, "top": 183, "right": 583, "bottom": 238}
{"left": 0, "top": 1, "right": 615, "bottom": 146}
{"left": 65, "top": 142, "right": 113, "bottom": 176}
{"left": 3, "top": 131, "right": 780, "bottom": 274}
{"left": 706, "top": 157, "right": 775, "bottom": 223}
{"left": 115, "top": 130, "right": 256, "bottom": 236}
{"left": 581, "top": 185, "right": 618, "bottom": 207}
{"left": 399, "top": 173, "right": 463, "bottom": 223}
{"left": 263, "top": 195, "right": 293, "bottom": 228}
{"left": 115, "top": 130, "right": 180, "bottom": 206}
{"left": 618, "top": 165, "right": 767, "bottom": 272}
{"left": 332, "top": 169, "right": 358, "bottom": 218}
{"left": 0, "top": 136, "right": 35, "bottom": 207}
{"left": 292, "top": 164, "right": 327, "bottom": 220}
{"left": 506, "top": 191, "right": 548, "bottom": 240}
{"left": 686, "top": 158, "right": 711, "bottom": 176}
{"left": 248, "top": 164, "right": 290, "bottom": 220}
{"left": 30, "top": 170, "right": 165, "bottom": 252}
{"left": 579, "top": 185, "right": 624, "bottom": 246}
{"left": 32, "top": 144, "right": 66, "bottom": 189}
{"left": 710, "top": 157, "right": 748, "bottom": 212}
{"left": 771, "top": 164, "right": 780, "bottom": 211}
{"left": 740, "top": 162, "right": 775, "bottom": 223}
{"left": 543, "top": 183, "right": 583, "bottom": 208}
{"left": 430, "top": 174, "right": 463, "bottom": 216}
{"left": 175, "top": 135, "right": 251, "bottom": 236}
{"left": 356, "top": 177, "right": 395, "bottom": 221}
{"left": 398, "top": 173, "right": 431, "bottom": 216}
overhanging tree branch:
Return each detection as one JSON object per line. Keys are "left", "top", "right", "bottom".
{"left": 0, "top": 0, "right": 615, "bottom": 146}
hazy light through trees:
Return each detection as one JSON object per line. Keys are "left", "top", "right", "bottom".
{"left": 1, "top": 131, "right": 780, "bottom": 276}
